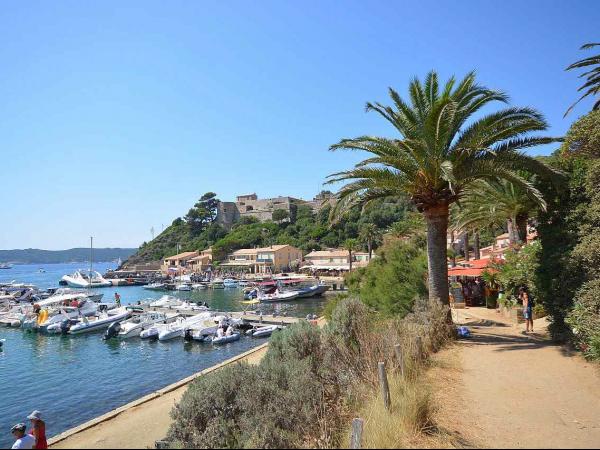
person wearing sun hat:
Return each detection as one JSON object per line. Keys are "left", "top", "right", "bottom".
{"left": 26, "top": 411, "right": 47, "bottom": 450}
{"left": 10, "top": 423, "right": 35, "bottom": 449}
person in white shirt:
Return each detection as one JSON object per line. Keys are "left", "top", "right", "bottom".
{"left": 11, "top": 423, "right": 35, "bottom": 449}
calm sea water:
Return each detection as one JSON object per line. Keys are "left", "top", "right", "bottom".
{"left": 0, "top": 263, "right": 327, "bottom": 448}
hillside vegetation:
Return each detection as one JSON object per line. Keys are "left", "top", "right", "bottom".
{"left": 125, "top": 192, "right": 411, "bottom": 266}
{"left": 0, "top": 248, "right": 137, "bottom": 264}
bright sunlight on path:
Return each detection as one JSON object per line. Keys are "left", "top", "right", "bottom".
{"left": 452, "top": 308, "right": 600, "bottom": 449}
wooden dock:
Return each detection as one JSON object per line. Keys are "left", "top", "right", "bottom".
{"left": 147, "top": 306, "right": 301, "bottom": 327}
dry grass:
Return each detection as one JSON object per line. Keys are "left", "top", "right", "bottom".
{"left": 342, "top": 344, "right": 479, "bottom": 449}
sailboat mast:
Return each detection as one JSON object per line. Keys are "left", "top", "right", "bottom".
{"left": 90, "top": 236, "right": 93, "bottom": 291}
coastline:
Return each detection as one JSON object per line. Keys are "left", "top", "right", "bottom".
{"left": 49, "top": 343, "right": 270, "bottom": 449}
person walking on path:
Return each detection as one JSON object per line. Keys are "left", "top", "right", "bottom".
{"left": 27, "top": 411, "right": 47, "bottom": 450}
{"left": 10, "top": 424, "right": 35, "bottom": 449}
{"left": 519, "top": 286, "right": 534, "bottom": 334}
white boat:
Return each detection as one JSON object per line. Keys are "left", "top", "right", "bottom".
{"left": 158, "top": 312, "right": 214, "bottom": 341}
{"left": 223, "top": 278, "right": 239, "bottom": 288}
{"left": 192, "top": 283, "right": 208, "bottom": 290}
{"left": 210, "top": 278, "right": 225, "bottom": 289}
{"left": 258, "top": 289, "right": 300, "bottom": 303}
{"left": 247, "top": 324, "right": 280, "bottom": 338}
{"left": 67, "top": 308, "right": 131, "bottom": 335}
{"left": 149, "top": 295, "right": 182, "bottom": 308}
{"left": 212, "top": 332, "right": 241, "bottom": 345}
{"left": 61, "top": 270, "right": 112, "bottom": 288}
{"left": 143, "top": 282, "right": 167, "bottom": 291}
{"left": 0, "top": 263, "right": 13, "bottom": 269}
{"left": 149, "top": 296, "right": 209, "bottom": 313}
{"left": 22, "top": 298, "right": 100, "bottom": 331}
{"left": 175, "top": 283, "right": 192, "bottom": 291}
{"left": 105, "top": 312, "right": 179, "bottom": 339}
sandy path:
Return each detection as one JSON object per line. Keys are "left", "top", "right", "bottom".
{"left": 451, "top": 309, "right": 600, "bottom": 449}
{"left": 51, "top": 345, "right": 268, "bottom": 449}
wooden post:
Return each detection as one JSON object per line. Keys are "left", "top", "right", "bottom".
{"left": 350, "top": 418, "right": 364, "bottom": 449}
{"left": 378, "top": 362, "right": 391, "bottom": 410}
{"left": 416, "top": 336, "right": 423, "bottom": 362}
{"left": 394, "top": 343, "right": 405, "bottom": 379}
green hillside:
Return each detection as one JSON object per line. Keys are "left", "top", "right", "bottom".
{"left": 0, "top": 248, "right": 137, "bottom": 264}
{"left": 125, "top": 192, "right": 411, "bottom": 266}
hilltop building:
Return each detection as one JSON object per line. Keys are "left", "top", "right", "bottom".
{"left": 216, "top": 192, "right": 335, "bottom": 229}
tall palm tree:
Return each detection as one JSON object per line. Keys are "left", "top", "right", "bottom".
{"left": 343, "top": 238, "right": 358, "bottom": 272}
{"left": 566, "top": 43, "right": 600, "bottom": 116}
{"left": 358, "top": 223, "right": 382, "bottom": 260}
{"left": 453, "top": 178, "right": 547, "bottom": 245}
{"left": 328, "top": 71, "right": 559, "bottom": 306}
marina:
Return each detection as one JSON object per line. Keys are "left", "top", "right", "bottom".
{"left": 0, "top": 263, "right": 326, "bottom": 449}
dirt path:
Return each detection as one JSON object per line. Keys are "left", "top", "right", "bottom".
{"left": 447, "top": 309, "right": 600, "bottom": 448}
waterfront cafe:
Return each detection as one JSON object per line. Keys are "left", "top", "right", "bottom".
{"left": 220, "top": 245, "right": 303, "bottom": 274}
{"left": 448, "top": 258, "right": 500, "bottom": 308}
{"left": 300, "top": 249, "right": 371, "bottom": 275}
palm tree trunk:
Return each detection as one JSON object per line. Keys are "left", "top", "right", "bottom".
{"left": 450, "top": 231, "right": 456, "bottom": 267}
{"left": 464, "top": 231, "right": 470, "bottom": 261}
{"left": 348, "top": 250, "right": 353, "bottom": 272}
{"left": 424, "top": 205, "right": 450, "bottom": 306}
{"left": 473, "top": 230, "right": 481, "bottom": 260}
{"left": 368, "top": 239, "right": 373, "bottom": 261}
{"left": 516, "top": 214, "right": 528, "bottom": 244}
{"left": 507, "top": 219, "right": 517, "bottom": 245}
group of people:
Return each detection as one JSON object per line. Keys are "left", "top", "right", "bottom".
{"left": 215, "top": 319, "right": 234, "bottom": 338}
{"left": 10, "top": 411, "right": 46, "bottom": 449}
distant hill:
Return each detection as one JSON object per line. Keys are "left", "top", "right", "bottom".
{"left": 0, "top": 248, "right": 138, "bottom": 264}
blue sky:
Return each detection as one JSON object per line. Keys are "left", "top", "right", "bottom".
{"left": 0, "top": 0, "right": 598, "bottom": 249}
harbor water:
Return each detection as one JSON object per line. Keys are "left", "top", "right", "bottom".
{"left": 0, "top": 263, "right": 327, "bottom": 448}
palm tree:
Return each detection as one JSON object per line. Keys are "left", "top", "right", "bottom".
{"left": 358, "top": 223, "right": 382, "bottom": 260}
{"left": 565, "top": 43, "right": 600, "bottom": 116}
{"left": 453, "top": 178, "right": 547, "bottom": 245}
{"left": 343, "top": 238, "right": 358, "bottom": 272}
{"left": 328, "top": 71, "right": 559, "bottom": 306}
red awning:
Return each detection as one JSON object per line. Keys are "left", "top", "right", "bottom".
{"left": 448, "top": 268, "right": 484, "bottom": 277}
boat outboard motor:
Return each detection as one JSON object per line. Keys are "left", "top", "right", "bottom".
{"left": 60, "top": 319, "right": 71, "bottom": 335}
{"left": 104, "top": 322, "right": 121, "bottom": 340}
{"left": 183, "top": 328, "right": 193, "bottom": 342}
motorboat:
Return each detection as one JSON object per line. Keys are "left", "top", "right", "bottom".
{"left": 246, "top": 324, "right": 280, "bottom": 338}
{"left": 175, "top": 283, "right": 192, "bottom": 291}
{"left": 158, "top": 312, "right": 214, "bottom": 341}
{"left": 210, "top": 278, "right": 225, "bottom": 289}
{"left": 105, "top": 311, "right": 179, "bottom": 339}
{"left": 293, "top": 283, "right": 330, "bottom": 299}
{"left": 258, "top": 289, "right": 300, "bottom": 303}
{"left": 192, "top": 283, "right": 208, "bottom": 290}
{"left": 143, "top": 282, "right": 167, "bottom": 291}
{"left": 64, "top": 307, "right": 131, "bottom": 335}
{"left": 149, "top": 296, "right": 209, "bottom": 313}
{"left": 61, "top": 270, "right": 112, "bottom": 288}
{"left": 211, "top": 332, "right": 240, "bottom": 345}
{"left": 0, "top": 263, "right": 13, "bottom": 269}
{"left": 22, "top": 297, "right": 100, "bottom": 331}
{"left": 149, "top": 295, "right": 183, "bottom": 308}
{"left": 0, "top": 310, "right": 26, "bottom": 327}
{"left": 223, "top": 278, "right": 239, "bottom": 288}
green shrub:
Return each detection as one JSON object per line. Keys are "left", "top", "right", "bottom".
{"left": 346, "top": 241, "right": 428, "bottom": 317}
{"left": 566, "top": 278, "right": 600, "bottom": 359}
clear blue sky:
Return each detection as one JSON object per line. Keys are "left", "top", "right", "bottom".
{"left": 0, "top": 0, "right": 598, "bottom": 250}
